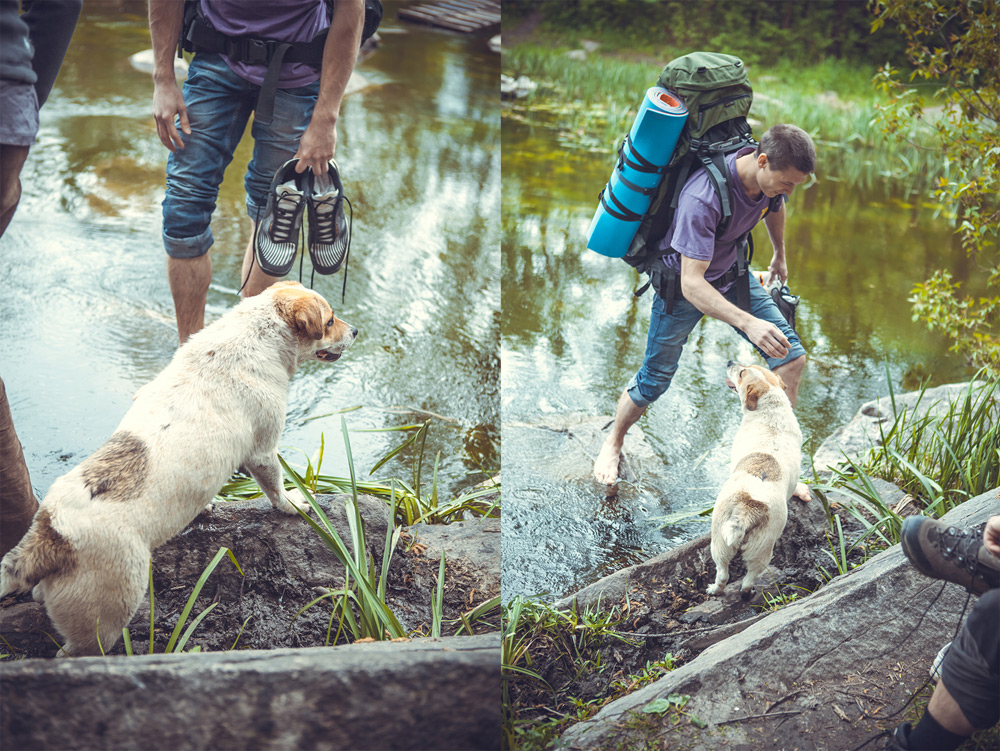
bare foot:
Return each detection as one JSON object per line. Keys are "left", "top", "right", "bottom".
{"left": 793, "top": 482, "right": 812, "bottom": 502}
{"left": 593, "top": 435, "right": 622, "bottom": 484}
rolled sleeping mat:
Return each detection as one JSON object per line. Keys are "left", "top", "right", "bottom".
{"left": 586, "top": 87, "right": 688, "bottom": 258}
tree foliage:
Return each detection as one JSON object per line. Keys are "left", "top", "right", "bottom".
{"left": 504, "top": 0, "right": 909, "bottom": 67}
{"left": 871, "top": 0, "right": 999, "bottom": 374}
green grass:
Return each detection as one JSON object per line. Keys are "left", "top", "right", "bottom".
{"left": 217, "top": 420, "right": 500, "bottom": 527}
{"left": 502, "top": 596, "right": 641, "bottom": 750}
{"left": 503, "top": 45, "right": 944, "bottom": 195}
{"left": 814, "top": 372, "right": 999, "bottom": 567}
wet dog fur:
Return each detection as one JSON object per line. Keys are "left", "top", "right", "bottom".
{"left": 0, "top": 282, "right": 357, "bottom": 656}
{"left": 707, "top": 361, "right": 810, "bottom": 597}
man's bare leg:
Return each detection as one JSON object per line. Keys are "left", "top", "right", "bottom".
{"left": 240, "top": 220, "right": 283, "bottom": 298}
{"left": 927, "top": 681, "right": 976, "bottom": 737}
{"left": 594, "top": 389, "right": 646, "bottom": 484}
{"left": 773, "top": 354, "right": 806, "bottom": 408}
{"left": 0, "top": 144, "right": 30, "bottom": 239}
{"left": 167, "top": 253, "right": 212, "bottom": 345}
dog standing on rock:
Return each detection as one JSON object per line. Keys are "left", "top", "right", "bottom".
{"left": 0, "top": 282, "right": 357, "bottom": 656}
{"left": 707, "top": 361, "right": 811, "bottom": 598}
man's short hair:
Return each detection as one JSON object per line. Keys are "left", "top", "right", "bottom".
{"left": 756, "top": 124, "right": 816, "bottom": 175}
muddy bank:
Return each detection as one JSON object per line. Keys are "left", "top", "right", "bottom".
{"left": 0, "top": 493, "right": 500, "bottom": 657}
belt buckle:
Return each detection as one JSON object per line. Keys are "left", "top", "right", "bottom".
{"left": 242, "top": 38, "right": 272, "bottom": 65}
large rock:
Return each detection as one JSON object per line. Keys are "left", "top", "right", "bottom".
{"left": 559, "top": 489, "right": 998, "bottom": 751}
{"left": 812, "top": 381, "right": 993, "bottom": 476}
{"left": 1, "top": 634, "right": 500, "bottom": 751}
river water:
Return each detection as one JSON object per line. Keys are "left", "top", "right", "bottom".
{"left": 0, "top": 1, "right": 499, "bottom": 502}
{"left": 501, "top": 113, "right": 983, "bottom": 601}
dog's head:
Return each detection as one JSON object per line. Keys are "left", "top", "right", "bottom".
{"left": 270, "top": 282, "right": 358, "bottom": 363}
{"left": 725, "top": 361, "right": 786, "bottom": 412}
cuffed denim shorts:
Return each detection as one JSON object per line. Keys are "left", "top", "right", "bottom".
{"left": 0, "top": 80, "right": 39, "bottom": 147}
{"left": 162, "top": 53, "right": 319, "bottom": 259}
{"left": 627, "top": 273, "right": 807, "bottom": 408}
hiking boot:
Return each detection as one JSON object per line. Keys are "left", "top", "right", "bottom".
{"left": 901, "top": 515, "right": 1000, "bottom": 596}
{"left": 306, "top": 160, "right": 350, "bottom": 275}
{"left": 254, "top": 158, "right": 307, "bottom": 277}
{"left": 884, "top": 723, "right": 913, "bottom": 750}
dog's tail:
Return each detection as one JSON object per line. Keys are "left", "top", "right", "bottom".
{"left": 720, "top": 495, "right": 769, "bottom": 548}
{"left": 0, "top": 509, "right": 77, "bottom": 597}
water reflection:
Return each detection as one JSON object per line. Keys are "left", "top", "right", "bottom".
{"left": 501, "top": 114, "right": 981, "bottom": 601}
{"left": 0, "top": 2, "right": 500, "bottom": 501}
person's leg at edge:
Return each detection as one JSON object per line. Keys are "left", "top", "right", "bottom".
{"left": 0, "top": 376, "right": 38, "bottom": 557}
{"left": 896, "top": 588, "right": 999, "bottom": 749}
{"left": 0, "top": 144, "right": 30, "bottom": 238}
{"left": 594, "top": 293, "right": 703, "bottom": 484}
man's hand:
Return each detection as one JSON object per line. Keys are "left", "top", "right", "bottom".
{"left": 152, "top": 78, "right": 190, "bottom": 151}
{"left": 985, "top": 515, "right": 1000, "bottom": 558}
{"left": 293, "top": 114, "right": 337, "bottom": 175}
{"left": 766, "top": 256, "right": 788, "bottom": 286}
{"left": 743, "top": 317, "right": 791, "bottom": 360}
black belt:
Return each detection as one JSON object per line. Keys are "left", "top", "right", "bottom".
{"left": 183, "top": 17, "right": 327, "bottom": 126}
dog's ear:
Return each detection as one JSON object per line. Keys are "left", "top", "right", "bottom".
{"left": 292, "top": 296, "right": 327, "bottom": 341}
{"left": 274, "top": 288, "right": 328, "bottom": 341}
{"left": 743, "top": 382, "right": 761, "bottom": 411}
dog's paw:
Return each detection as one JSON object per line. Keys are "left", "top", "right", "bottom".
{"left": 706, "top": 583, "right": 724, "bottom": 596}
{"left": 280, "top": 487, "right": 314, "bottom": 515}
{"left": 793, "top": 482, "right": 812, "bottom": 502}
{"left": 200, "top": 500, "right": 216, "bottom": 515}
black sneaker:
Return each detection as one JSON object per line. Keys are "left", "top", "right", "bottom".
{"left": 306, "top": 160, "right": 350, "bottom": 275}
{"left": 884, "top": 723, "right": 913, "bottom": 750}
{"left": 901, "top": 515, "right": 1000, "bottom": 596}
{"left": 254, "top": 158, "right": 307, "bottom": 277}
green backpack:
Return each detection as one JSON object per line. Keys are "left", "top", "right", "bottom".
{"left": 623, "top": 52, "right": 782, "bottom": 309}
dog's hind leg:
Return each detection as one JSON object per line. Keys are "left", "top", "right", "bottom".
{"left": 739, "top": 541, "right": 776, "bottom": 597}
{"left": 706, "top": 538, "right": 735, "bottom": 596}
{"left": 42, "top": 542, "right": 150, "bottom": 657}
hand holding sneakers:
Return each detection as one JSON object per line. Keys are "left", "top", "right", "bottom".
{"left": 254, "top": 159, "right": 351, "bottom": 278}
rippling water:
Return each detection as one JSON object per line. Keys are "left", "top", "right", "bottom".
{"left": 0, "top": 1, "right": 499, "bottom": 502}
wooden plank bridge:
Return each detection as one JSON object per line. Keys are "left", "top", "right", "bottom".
{"left": 398, "top": 0, "right": 501, "bottom": 34}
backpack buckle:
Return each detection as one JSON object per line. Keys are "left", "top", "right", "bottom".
{"left": 239, "top": 38, "right": 275, "bottom": 66}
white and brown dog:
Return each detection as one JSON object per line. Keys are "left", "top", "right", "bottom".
{"left": 0, "top": 282, "right": 357, "bottom": 656}
{"left": 706, "top": 361, "right": 811, "bottom": 597}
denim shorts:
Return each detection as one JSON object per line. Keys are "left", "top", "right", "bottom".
{"left": 162, "top": 53, "right": 319, "bottom": 259}
{"left": 0, "top": 80, "right": 39, "bottom": 147}
{"left": 627, "top": 273, "right": 807, "bottom": 408}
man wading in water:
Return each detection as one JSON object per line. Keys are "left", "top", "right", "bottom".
{"left": 594, "top": 124, "right": 816, "bottom": 485}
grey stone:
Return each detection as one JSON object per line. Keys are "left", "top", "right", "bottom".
{"left": 0, "top": 634, "right": 501, "bottom": 751}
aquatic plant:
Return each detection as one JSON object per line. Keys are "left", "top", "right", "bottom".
{"left": 217, "top": 420, "right": 499, "bottom": 526}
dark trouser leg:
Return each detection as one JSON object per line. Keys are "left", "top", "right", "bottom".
{"left": 0, "top": 376, "right": 38, "bottom": 557}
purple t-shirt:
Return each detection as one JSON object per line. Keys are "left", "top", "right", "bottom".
{"left": 659, "top": 147, "right": 779, "bottom": 291}
{"left": 201, "top": 0, "right": 328, "bottom": 88}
